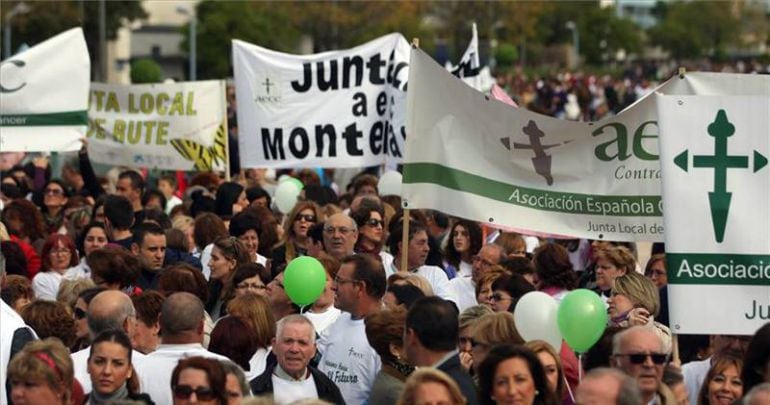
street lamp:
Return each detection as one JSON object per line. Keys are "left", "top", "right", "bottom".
{"left": 4, "top": 2, "right": 31, "bottom": 60}
{"left": 176, "top": 6, "right": 196, "bottom": 81}
{"left": 565, "top": 21, "right": 580, "bottom": 68}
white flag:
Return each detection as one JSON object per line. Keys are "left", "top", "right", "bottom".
{"left": 446, "top": 23, "right": 483, "bottom": 91}
{"left": 0, "top": 28, "right": 90, "bottom": 151}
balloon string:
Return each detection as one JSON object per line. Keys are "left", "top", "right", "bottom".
{"left": 300, "top": 305, "right": 308, "bottom": 314}
{"left": 564, "top": 374, "right": 575, "bottom": 403}
{"left": 578, "top": 353, "right": 583, "bottom": 382}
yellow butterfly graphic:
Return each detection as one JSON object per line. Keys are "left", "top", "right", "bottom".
{"left": 170, "top": 121, "right": 228, "bottom": 171}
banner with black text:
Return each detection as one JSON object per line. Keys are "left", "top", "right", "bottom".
{"left": 233, "top": 34, "right": 410, "bottom": 168}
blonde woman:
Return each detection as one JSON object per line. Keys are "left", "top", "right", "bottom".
{"left": 397, "top": 368, "right": 467, "bottom": 405}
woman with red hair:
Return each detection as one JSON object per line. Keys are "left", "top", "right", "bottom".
{"left": 32, "top": 234, "right": 79, "bottom": 301}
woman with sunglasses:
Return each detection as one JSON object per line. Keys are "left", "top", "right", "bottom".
{"left": 71, "top": 287, "right": 107, "bottom": 351}
{"left": 351, "top": 199, "right": 387, "bottom": 257}
{"left": 171, "top": 357, "right": 228, "bottom": 405}
{"left": 39, "top": 179, "right": 70, "bottom": 234}
{"left": 272, "top": 201, "right": 323, "bottom": 270}
{"left": 85, "top": 330, "right": 155, "bottom": 404}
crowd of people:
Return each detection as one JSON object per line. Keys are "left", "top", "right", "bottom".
{"left": 1, "top": 141, "right": 768, "bottom": 405}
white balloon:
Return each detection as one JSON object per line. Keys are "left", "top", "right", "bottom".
{"left": 274, "top": 180, "right": 301, "bottom": 214}
{"left": 378, "top": 171, "right": 403, "bottom": 197}
{"left": 277, "top": 174, "right": 292, "bottom": 183}
{"left": 513, "top": 291, "right": 563, "bottom": 350}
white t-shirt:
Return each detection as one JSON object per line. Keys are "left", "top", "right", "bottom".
{"left": 245, "top": 347, "right": 271, "bottom": 381}
{"left": 136, "top": 343, "right": 230, "bottom": 405}
{"left": 304, "top": 307, "right": 341, "bottom": 334}
{"left": 449, "top": 276, "right": 477, "bottom": 312}
{"left": 382, "top": 256, "right": 457, "bottom": 303}
{"left": 165, "top": 195, "right": 183, "bottom": 214}
{"left": 64, "top": 259, "right": 91, "bottom": 280}
{"left": 200, "top": 244, "right": 214, "bottom": 280}
{"left": 682, "top": 357, "right": 711, "bottom": 405}
{"left": 457, "top": 261, "right": 472, "bottom": 278}
{"left": 271, "top": 373, "right": 318, "bottom": 405}
{"left": 317, "top": 312, "right": 381, "bottom": 405}
{"left": 0, "top": 301, "right": 36, "bottom": 405}
{"left": 32, "top": 271, "right": 65, "bottom": 301}
{"left": 72, "top": 347, "right": 147, "bottom": 394}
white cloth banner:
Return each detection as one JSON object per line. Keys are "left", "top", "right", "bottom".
{"left": 87, "top": 81, "right": 227, "bottom": 171}
{"left": 658, "top": 95, "right": 770, "bottom": 335}
{"left": 403, "top": 47, "right": 770, "bottom": 242}
{"left": 232, "top": 34, "right": 410, "bottom": 169}
{"left": 0, "top": 28, "right": 89, "bottom": 152}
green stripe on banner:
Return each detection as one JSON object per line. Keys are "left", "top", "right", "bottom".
{"left": 402, "top": 162, "right": 662, "bottom": 216}
{"left": 0, "top": 111, "right": 88, "bottom": 127}
{"left": 667, "top": 253, "right": 770, "bottom": 285}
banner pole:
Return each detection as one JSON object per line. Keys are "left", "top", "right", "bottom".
{"left": 400, "top": 38, "right": 420, "bottom": 274}
{"left": 222, "top": 81, "right": 232, "bottom": 182}
{"left": 672, "top": 333, "right": 680, "bottom": 366}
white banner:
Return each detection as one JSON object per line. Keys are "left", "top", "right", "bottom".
{"left": 0, "top": 28, "right": 90, "bottom": 152}
{"left": 403, "top": 47, "right": 770, "bottom": 242}
{"left": 233, "top": 34, "right": 410, "bottom": 169}
{"left": 87, "top": 81, "right": 227, "bottom": 171}
{"left": 658, "top": 95, "right": 770, "bottom": 335}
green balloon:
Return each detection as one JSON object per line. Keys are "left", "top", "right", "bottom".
{"left": 283, "top": 256, "right": 327, "bottom": 306}
{"left": 557, "top": 289, "right": 608, "bottom": 353}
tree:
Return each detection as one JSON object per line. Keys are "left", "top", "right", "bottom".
{"left": 649, "top": 1, "right": 740, "bottom": 60}
{"left": 2, "top": 1, "right": 146, "bottom": 79}
{"left": 131, "top": 58, "right": 162, "bottom": 83}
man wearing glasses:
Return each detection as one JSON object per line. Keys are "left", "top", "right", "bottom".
{"left": 612, "top": 325, "right": 676, "bottom": 405}
{"left": 322, "top": 213, "right": 358, "bottom": 260}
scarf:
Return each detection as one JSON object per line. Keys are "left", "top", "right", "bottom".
{"left": 88, "top": 383, "right": 129, "bottom": 405}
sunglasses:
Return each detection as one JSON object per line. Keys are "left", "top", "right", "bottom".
{"left": 173, "top": 385, "right": 215, "bottom": 401}
{"left": 44, "top": 188, "right": 64, "bottom": 196}
{"left": 616, "top": 353, "right": 668, "bottom": 365}
{"left": 74, "top": 308, "right": 87, "bottom": 320}
{"left": 366, "top": 218, "right": 383, "bottom": 227}
{"left": 295, "top": 214, "right": 316, "bottom": 223}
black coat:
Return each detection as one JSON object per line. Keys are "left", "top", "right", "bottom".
{"left": 249, "top": 363, "right": 345, "bottom": 405}
{"left": 437, "top": 353, "right": 479, "bottom": 405}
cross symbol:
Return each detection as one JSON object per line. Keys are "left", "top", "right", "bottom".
{"left": 262, "top": 78, "right": 275, "bottom": 94}
{"left": 673, "top": 109, "right": 768, "bottom": 242}
{"left": 510, "top": 120, "right": 562, "bottom": 186}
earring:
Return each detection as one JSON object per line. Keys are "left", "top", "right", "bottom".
{"left": 535, "top": 390, "right": 540, "bottom": 396}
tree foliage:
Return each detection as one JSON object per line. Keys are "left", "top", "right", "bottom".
{"left": 649, "top": 1, "right": 740, "bottom": 60}
{"left": 131, "top": 58, "right": 162, "bottom": 83}
{"left": 2, "top": 0, "right": 146, "bottom": 77}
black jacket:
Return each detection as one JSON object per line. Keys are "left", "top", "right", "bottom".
{"left": 437, "top": 353, "right": 479, "bottom": 405}
{"left": 249, "top": 363, "right": 345, "bottom": 405}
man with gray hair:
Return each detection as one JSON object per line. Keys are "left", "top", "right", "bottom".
{"left": 576, "top": 367, "right": 643, "bottom": 405}
{"left": 137, "top": 292, "right": 228, "bottom": 405}
{"left": 612, "top": 325, "right": 677, "bottom": 405}
{"left": 71, "top": 290, "right": 145, "bottom": 393}
{"left": 743, "top": 382, "right": 770, "bottom": 405}
{"left": 250, "top": 315, "right": 343, "bottom": 404}
{"left": 323, "top": 213, "right": 358, "bottom": 260}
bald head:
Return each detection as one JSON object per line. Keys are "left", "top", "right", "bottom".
{"left": 88, "top": 290, "right": 135, "bottom": 338}
{"left": 160, "top": 292, "right": 205, "bottom": 340}
{"left": 577, "top": 368, "right": 642, "bottom": 405}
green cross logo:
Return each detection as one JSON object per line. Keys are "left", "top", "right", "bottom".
{"left": 673, "top": 109, "right": 768, "bottom": 243}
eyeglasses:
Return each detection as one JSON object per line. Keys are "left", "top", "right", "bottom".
{"left": 295, "top": 214, "right": 316, "bottom": 223}
{"left": 458, "top": 337, "right": 474, "bottom": 346}
{"left": 324, "top": 226, "right": 354, "bottom": 235}
{"left": 471, "top": 340, "right": 489, "bottom": 349}
{"left": 334, "top": 275, "right": 359, "bottom": 285}
{"left": 74, "top": 308, "right": 87, "bottom": 320}
{"left": 44, "top": 188, "right": 64, "bottom": 196}
{"left": 173, "top": 385, "right": 216, "bottom": 401}
{"left": 489, "top": 293, "right": 511, "bottom": 302}
{"left": 49, "top": 248, "right": 72, "bottom": 256}
{"left": 366, "top": 218, "right": 383, "bottom": 227}
{"left": 615, "top": 353, "right": 669, "bottom": 365}
{"left": 236, "top": 282, "right": 266, "bottom": 291}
